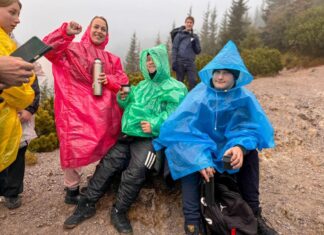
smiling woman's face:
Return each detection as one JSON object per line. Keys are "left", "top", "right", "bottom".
{"left": 89, "top": 18, "right": 107, "bottom": 45}
{"left": 0, "top": 1, "right": 21, "bottom": 34}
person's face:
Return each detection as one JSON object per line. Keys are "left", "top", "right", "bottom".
{"left": 146, "top": 55, "right": 156, "bottom": 74}
{"left": 90, "top": 18, "right": 107, "bottom": 45}
{"left": 0, "top": 2, "right": 21, "bottom": 34}
{"left": 185, "top": 19, "right": 194, "bottom": 31}
{"left": 212, "top": 70, "right": 235, "bottom": 91}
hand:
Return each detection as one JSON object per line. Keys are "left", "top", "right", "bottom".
{"left": 66, "top": 21, "right": 82, "bottom": 36}
{"left": 224, "top": 146, "right": 244, "bottom": 169}
{"left": 0, "top": 56, "right": 34, "bottom": 87}
{"left": 140, "top": 121, "right": 152, "bottom": 134}
{"left": 18, "top": 110, "right": 32, "bottom": 123}
{"left": 97, "top": 73, "right": 108, "bottom": 85}
{"left": 200, "top": 167, "right": 216, "bottom": 182}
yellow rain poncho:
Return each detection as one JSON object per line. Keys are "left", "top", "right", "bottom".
{"left": 0, "top": 28, "right": 35, "bottom": 172}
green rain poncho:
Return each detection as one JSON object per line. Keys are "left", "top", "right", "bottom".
{"left": 117, "top": 44, "right": 187, "bottom": 137}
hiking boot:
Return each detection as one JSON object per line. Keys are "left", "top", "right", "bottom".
{"left": 256, "top": 209, "right": 278, "bottom": 235}
{"left": 4, "top": 196, "right": 21, "bottom": 209}
{"left": 63, "top": 197, "right": 96, "bottom": 229}
{"left": 64, "top": 187, "right": 80, "bottom": 205}
{"left": 110, "top": 206, "right": 133, "bottom": 234}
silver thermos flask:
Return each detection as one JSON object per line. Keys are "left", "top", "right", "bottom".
{"left": 93, "top": 58, "right": 103, "bottom": 96}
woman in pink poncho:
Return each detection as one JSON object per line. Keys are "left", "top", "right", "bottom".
{"left": 43, "top": 16, "right": 128, "bottom": 204}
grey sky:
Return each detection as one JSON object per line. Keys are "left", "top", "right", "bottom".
{"left": 14, "top": 0, "right": 260, "bottom": 83}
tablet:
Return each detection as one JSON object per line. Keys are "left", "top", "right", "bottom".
{"left": 10, "top": 36, "right": 52, "bottom": 63}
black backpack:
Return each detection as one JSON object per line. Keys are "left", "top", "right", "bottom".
{"left": 170, "top": 26, "right": 185, "bottom": 42}
{"left": 201, "top": 174, "right": 257, "bottom": 235}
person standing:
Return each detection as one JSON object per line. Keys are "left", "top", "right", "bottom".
{"left": 0, "top": 0, "right": 35, "bottom": 173}
{"left": 43, "top": 17, "right": 128, "bottom": 204}
{"left": 172, "top": 16, "right": 201, "bottom": 90}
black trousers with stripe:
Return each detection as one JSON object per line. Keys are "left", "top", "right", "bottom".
{"left": 85, "top": 135, "right": 155, "bottom": 212}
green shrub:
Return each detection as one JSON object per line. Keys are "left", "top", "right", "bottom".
{"left": 28, "top": 92, "right": 58, "bottom": 152}
{"left": 28, "top": 133, "right": 58, "bottom": 152}
{"left": 241, "top": 47, "right": 283, "bottom": 76}
{"left": 195, "top": 54, "right": 213, "bottom": 71}
{"left": 127, "top": 71, "right": 144, "bottom": 86}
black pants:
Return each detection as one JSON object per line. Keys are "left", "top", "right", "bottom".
{"left": 85, "top": 136, "right": 155, "bottom": 212}
{"left": 0, "top": 146, "right": 27, "bottom": 197}
{"left": 181, "top": 150, "right": 260, "bottom": 225}
{"left": 175, "top": 61, "right": 197, "bottom": 90}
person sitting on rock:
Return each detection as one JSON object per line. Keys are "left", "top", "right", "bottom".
{"left": 63, "top": 44, "right": 187, "bottom": 234}
{"left": 154, "top": 41, "right": 278, "bottom": 235}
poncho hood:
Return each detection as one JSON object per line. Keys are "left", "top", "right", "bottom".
{"left": 199, "top": 40, "right": 253, "bottom": 90}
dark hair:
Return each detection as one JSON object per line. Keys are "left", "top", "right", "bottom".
{"left": 212, "top": 69, "right": 240, "bottom": 79}
{"left": 185, "top": 16, "right": 195, "bottom": 24}
{"left": 90, "top": 16, "right": 108, "bottom": 31}
{"left": 0, "top": 0, "right": 22, "bottom": 9}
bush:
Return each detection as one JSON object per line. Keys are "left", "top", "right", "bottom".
{"left": 241, "top": 47, "right": 283, "bottom": 76}
{"left": 127, "top": 71, "right": 144, "bottom": 86}
{"left": 284, "top": 6, "right": 324, "bottom": 57}
{"left": 28, "top": 93, "right": 58, "bottom": 152}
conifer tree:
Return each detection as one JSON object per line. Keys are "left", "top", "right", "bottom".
{"left": 226, "top": 0, "right": 250, "bottom": 45}
{"left": 125, "top": 32, "right": 139, "bottom": 73}
{"left": 217, "top": 11, "right": 229, "bottom": 49}
{"left": 208, "top": 7, "right": 218, "bottom": 55}
{"left": 155, "top": 32, "right": 162, "bottom": 46}
{"left": 200, "top": 3, "right": 210, "bottom": 54}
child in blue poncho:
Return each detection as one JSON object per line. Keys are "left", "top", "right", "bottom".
{"left": 154, "top": 41, "right": 278, "bottom": 235}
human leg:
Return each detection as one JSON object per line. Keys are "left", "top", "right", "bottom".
{"left": 64, "top": 140, "right": 130, "bottom": 229}
{"left": 2, "top": 146, "right": 27, "bottom": 209}
{"left": 63, "top": 167, "right": 82, "bottom": 205}
{"left": 237, "top": 150, "right": 278, "bottom": 235}
{"left": 186, "top": 63, "right": 198, "bottom": 90}
{"left": 181, "top": 172, "right": 202, "bottom": 235}
{"left": 112, "top": 138, "right": 154, "bottom": 233}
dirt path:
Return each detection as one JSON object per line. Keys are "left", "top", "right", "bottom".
{"left": 1, "top": 66, "right": 323, "bottom": 235}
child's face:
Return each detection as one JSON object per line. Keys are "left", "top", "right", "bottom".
{"left": 212, "top": 70, "right": 235, "bottom": 91}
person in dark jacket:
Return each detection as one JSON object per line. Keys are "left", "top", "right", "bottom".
{"left": 63, "top": 44, "right": 187, "bottom": 234}
{"left": 0, "top": 76, "right": 40, "bottom": 209}
{"left": 172, "top": 16, "right": 201, "bottom": 90}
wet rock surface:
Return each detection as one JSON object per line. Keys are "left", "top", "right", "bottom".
{"left": 1, "top": 66, "right": 324, "bottom": 234}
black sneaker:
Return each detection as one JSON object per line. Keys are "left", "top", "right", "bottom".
{"left": 64, "top": 187, "right": 80, "bottom": 205}
{"left": 257, "top": 209, "right": 278, "bottom": 235}
{"left": 4, "top": 196, "right": 21, "bottom": 209}
{"left": 63, "top": 198, "right": 96, "bottom": 229}
{"left": 110, "top": 206, "right": 133, "bottom": 234}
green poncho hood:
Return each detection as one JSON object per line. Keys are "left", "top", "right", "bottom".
{"left": 118, "top": 44, "right": 187, "bottom": 137}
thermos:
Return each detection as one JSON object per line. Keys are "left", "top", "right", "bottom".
{"left": 93, "top": 58, "right": 103, "bottom": 96}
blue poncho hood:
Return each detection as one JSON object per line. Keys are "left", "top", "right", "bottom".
{"left": 154, "top": 41, "right": 275, "bottom": 180}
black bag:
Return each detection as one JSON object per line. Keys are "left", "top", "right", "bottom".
{"left": 201, "top": 174, "right": 257, "bottom": 235}
{"left": 170, "top": 26, "right": 185, "bottom": 42}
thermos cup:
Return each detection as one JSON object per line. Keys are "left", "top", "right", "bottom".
{"left": 93, "top": 58, "right": 103, "bottom": 96}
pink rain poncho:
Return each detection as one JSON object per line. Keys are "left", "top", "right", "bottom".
{"left": 43, "top": 23, "right": 128, "bottom": 169}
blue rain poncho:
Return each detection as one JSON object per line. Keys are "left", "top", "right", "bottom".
{"left": 153, "top": 41, "right": 275, "bottom": 180}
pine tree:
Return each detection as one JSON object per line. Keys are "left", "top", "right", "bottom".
{"left": 155, "top": 32, "right": 162, "bottom": 46}
{"left": 217, "top": 11, "right": 229, "bottom": 49}
{"left": 125, "top": 32, "right": 139, "bottom": 73}
{"left": 200, "top": 3, "right": 210, "bottom": 54}
{"left": 188, "top": 6, "right": 193, "bottom": 16}
{"left": 226, "top": 0, "right": 250, "bottom": 45}
{"left": 208, "top": 6, "right": 218, "bottom": 55}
